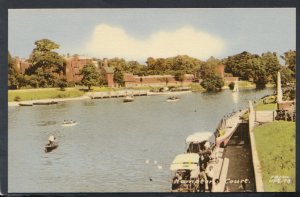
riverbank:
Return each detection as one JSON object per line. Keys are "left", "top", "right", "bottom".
{"left": 8, "top": 81, "right": 269, "bottom": 102}
{"left": 8, "top": 89, "right": 193, "bottom": 107}
{"left": 8, "top": 95, "right": 91, "bottom": 107}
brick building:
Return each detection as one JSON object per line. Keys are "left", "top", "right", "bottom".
{"left": 65, "top": 55, "right": 92, "bottom": 82}
{"left": 15, "top": 57, "right": 30, "bottom": 74}
{"left": 215, "top": 64, "right": 225, "bottom": 79}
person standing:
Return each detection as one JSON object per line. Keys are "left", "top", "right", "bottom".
{"left": 206, "top": 166, "right": 214, "bottom": 192}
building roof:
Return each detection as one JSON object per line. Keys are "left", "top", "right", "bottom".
{"left": 103, "top": 66, "right": 115, "bottom": 74}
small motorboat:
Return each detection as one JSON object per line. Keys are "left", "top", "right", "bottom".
{"left": 45, "top": 135, "right": 58, "bottom": 153}
{"left": 45, "top": 142, "right": 59, "bottom": 153}
{"left": 123, "top": 95, "right": 134, "bottom": 102}
{"left": 166, "top": 96, "right": 180, "bottom": 102}
{"left": 33, "top": 101, "right": 58, "bottom": 105}
{"left": 61, "top": 120, "right": 78, "bottom": 127}
{"left": 19, "top": 103, "right": 33, "bottom": 106}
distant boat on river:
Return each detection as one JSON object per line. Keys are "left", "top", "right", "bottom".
{"left": 19, "top": 103, "right": 33, "bottom": 106}
{"left": 61, "top": 120, "right": 78, "bottom": 127}
{"left": 166, "top": 96, "right": 180, "bottom": 102}
{"left": 33, "top": 101, "right": 58, "bottom": 105}
{"left": 123, "top": 95, "right": 134, "bottom": 102}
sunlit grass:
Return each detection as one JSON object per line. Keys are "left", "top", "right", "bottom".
{"left": 254, "top": 121, "right": 295, "bottom": 192}
{"left": 8, "top": 88, "right": 84, "bottom": 102}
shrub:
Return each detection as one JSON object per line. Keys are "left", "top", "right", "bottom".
{"left": 200, "top": 74, "right": 224, "bottom": 92}
{"left": 228, "top": 82, "right": 235, "bottom": 90}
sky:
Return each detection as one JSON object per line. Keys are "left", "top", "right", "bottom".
{"left": 8, "top": 8, "right": 295, "bottom": 64}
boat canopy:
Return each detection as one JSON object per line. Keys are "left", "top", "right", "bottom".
{"left": 185, "top": 132, "right": 214, "bottom": 144}
{"left": 170, "top": 153, "right": 199, "bottom": 171}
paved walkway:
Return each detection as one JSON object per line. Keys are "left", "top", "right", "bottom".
{"left": 223, "top": 123, "right": 256, "bottom": 192}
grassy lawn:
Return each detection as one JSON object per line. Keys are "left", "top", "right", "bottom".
{"left": 255, "top": 95, "right": 277, "bottom": 111}
{"left": 254, "top": 121, "right": 295, "bottom": 192}
{"left": 189, "top": 83, "right": 205, "bottom": 92}
{"left": 255, "top": 103, "right": 277, "bottom": 111}
{"left": 8, "top": 88, "right": 85, "bottom": 102}
{"left": 238, "top": 81, "right": 256, "bottom": 88}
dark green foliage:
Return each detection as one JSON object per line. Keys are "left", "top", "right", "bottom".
{"left": 113, "top": 67, "right": 124, "bottom": 86}
{"left": 224, "top": 51, "right": 257, "bottom": 80}
{"left": 280, "top": 67, "right": 294, "bottom": 87}
{"left": 26, "top": 39, "right": 66, "bottom": 87}
{"left": 80, "top": 63, "right": 100, "bottom": 90}
{"left": 174, "top": 71, "right": 185, "bottom": 82}
{"left": 56, "top": 77, "right": 68, "bottom": 91}
{"left": 224, "top": 51, "right": 281, "bottom": 89}
{"left": 200, "top": 73, "right": 224, "bottom": 92}
{"left": 281, "top": 50, "right": 296, "bottom": 74}
{"left": 228, "top": 82, "right": 235, "bottom": 90}
{"left": 8, "top": 52, "right": 19, "bottom": 89}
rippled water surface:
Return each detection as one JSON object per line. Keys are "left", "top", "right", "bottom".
{"left": 8, "top": 88, "right": 273, "bottom": 192}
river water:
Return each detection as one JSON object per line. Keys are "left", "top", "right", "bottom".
{"left": 8, "top": 88, "right": 273, "bottom": 192}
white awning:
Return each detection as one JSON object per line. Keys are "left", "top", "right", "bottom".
{"left": 170, "top": 153, "right": 199, "bottom": 171}
{"left": 185, "top": 132, "right": 214, "bottom": 144}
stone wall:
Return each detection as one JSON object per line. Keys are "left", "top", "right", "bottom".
{"left": 123, "top": 73, "right": 194, "bottom": 87}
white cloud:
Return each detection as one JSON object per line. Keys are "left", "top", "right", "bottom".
{"left": 85, "top": 24, "right": 225, "bottom": 61}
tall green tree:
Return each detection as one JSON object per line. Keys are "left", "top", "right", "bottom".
{"left": 261, "top": 52, "right": 281, "bottom": 83}
{"left": 113, "top": 67, "right": 124, "bottom": 86}
{"left": 27, "top": 39, "right": 66, "bottom": 87}
{"left": 8, "top": 52, "right": 19, "bottom": 89}
{"left": 247, "top": 57, "right": 269, "bottom": 88}
{"left": 200, "top": 73, "right": 224, "bottom": 92}
{"left": 224, "top": 51, "right": 257, "bottom": 80}
{"left": 280, "top": 67, "right": 294, "bottom": 87}
{"left": 281, "top": 50, "right": 296, "bottom": 75}
{"left": 80, "top": 63, "right": 99, "bottom": 90}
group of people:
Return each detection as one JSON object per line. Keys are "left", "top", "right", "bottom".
{"left": 196, "top": 141, "right": 214, "bottom": 192}
{"left": 47, "top": 135, "right": 57, "bottom": 146}
{"left": 172, "top": 141, "right": 216, "bottom": 192}
{"left": 63, "top": 120, "right": 75, "bottom": 124}
{"left": 168, "top": 96, "right": 179, "bottom": 100}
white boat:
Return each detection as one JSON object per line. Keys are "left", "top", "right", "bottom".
{"left": 185, "top": 132, "right": 215, "bottom": 153}
{"left": 166, "top": 96, "right": 180, "bottom": 102}
{"left": 232, "top": 80, "right": 239, "bottom": 92}
{"left": 123, "top": 95, "right": 134, "bottom": 102}
{"left": 61, "top": 120, "right": 78, "bottom": 127}
{"left": 170, "top": 153, "right": 200, "bottom": 192}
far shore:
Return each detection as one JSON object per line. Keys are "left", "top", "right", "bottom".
{"left": 8, "top": 95, "right": 91, "bottom": 107}
{"left": 8, "top": 90, "right": 193, "bottom": 107}
{"left": 8, "top": 83, "right": 274, "bottom": 107}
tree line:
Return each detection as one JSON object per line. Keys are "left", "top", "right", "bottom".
{"left": 8, "top": 38, "right": 296, "bottom": 92}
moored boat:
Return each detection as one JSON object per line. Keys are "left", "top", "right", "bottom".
{"left": 170, "top": 153, "right": 200, "bottom": 192}
{"left": 61, "top": 120, "right": 78, "bottom": 127}
{"left": 19, "top": 103, "right": 33, "bottom": 106}
{"left": 33, "top": 101, "right": 58, "bottom": 105}
{"left": 166, "top": 96, "right": 180, "bottom": 102}
{"left": 45, "top": 142, "right": 58, "bottom": 153}
{"left": 45, "top": 135, "right": 58, "bottom": 153}
{"left": 123, "top": 95, "right": 134, "bottom": 102}
{"left": 185, "top": 132, "right": 215, "bottom": 153}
